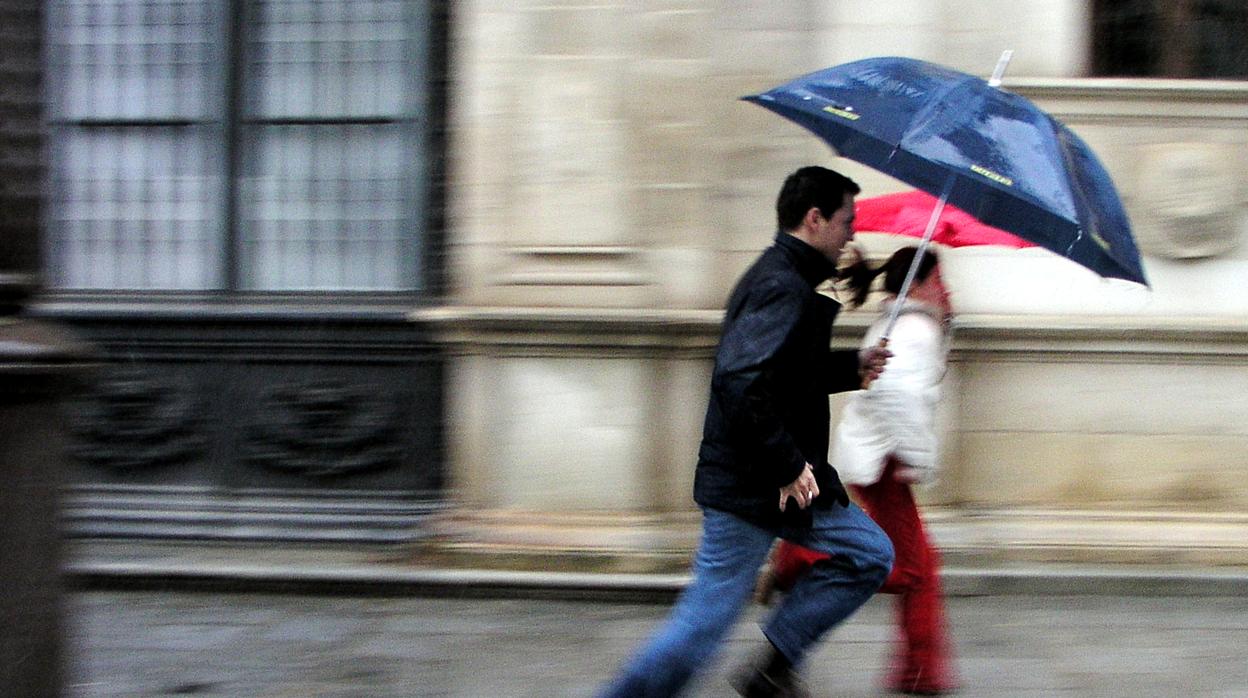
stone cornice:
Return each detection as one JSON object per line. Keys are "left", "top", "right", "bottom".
{"left": 34, "top": 302, "right": 1248, "bottom": 361}
{"left": 33, "top": 297, "right": 423, "bottom": 322}
{"left": 409, "top": 305, "right": 725, "bottom": 356}
{"left": 412, "top": 306, "right": 1248, "bottom": 360}
{"left": 951, "top": 314, "right": 1248, "bottom": 362}
{"left": 1003, "top": 78, "right": 1248, "bottom": 122}
{"left": 1006, "top": 77, "right": 1248, "bottom": 101}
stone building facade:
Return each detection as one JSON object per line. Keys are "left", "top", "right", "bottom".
{"left": 431, "top": 1, "right": 1248, "bottom": 569}
{"left": 13, "top": 1, "right": 1248, "bottom": 567}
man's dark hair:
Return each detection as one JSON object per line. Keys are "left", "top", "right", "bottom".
{"left": 775, "top": 166, "right": 861, "bottom": 232}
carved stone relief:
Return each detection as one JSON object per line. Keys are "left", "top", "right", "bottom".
{"left": 1132, "top": 142, "right": 1241, "bottom": 259}
{"left": 244, "top": 380, "right": 402, "bottom": 478}
{"left": 67, "top": 366, "right": 205, "bottom": 471}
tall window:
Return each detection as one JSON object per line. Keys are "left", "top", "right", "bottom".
{"left": 1092, "top": 0, "right": 1248, "bottom": 78}
{"left": 46, "top": 0, "right": 432, "bottom": 292}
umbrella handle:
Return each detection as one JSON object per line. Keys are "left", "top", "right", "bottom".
{"left": 988, "top": 49, "right": 1014, "bottom": 88}
{"left": 859, "top": 337, "right": 890, "bottom": 389}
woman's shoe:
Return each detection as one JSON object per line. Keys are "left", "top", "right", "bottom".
{"left": 888, "top": 673, "right": 959, "bottom": 695}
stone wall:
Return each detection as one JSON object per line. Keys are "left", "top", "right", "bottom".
{"left": 430, "top": 0, "right": 1248, "bottom": 568}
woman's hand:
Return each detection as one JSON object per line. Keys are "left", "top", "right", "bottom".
{"left": 892, "top": 460, "right": 923, "bottom": 484}
{"left": 859, "top": 340, "right": 893, "bottom": 388}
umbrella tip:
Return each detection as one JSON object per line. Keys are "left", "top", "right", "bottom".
{"left": 988, "top": 49, "right": 1014, "bottom": 87}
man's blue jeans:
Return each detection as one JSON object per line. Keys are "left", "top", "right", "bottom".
{"left": 598, "top": 503, "right": 893, "bottom": 697}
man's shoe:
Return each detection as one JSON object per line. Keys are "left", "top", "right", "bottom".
{"left": 731, "top": 665, "right": 811, "bottom": 698}
{"left": 753, "top": 562, "right": 779, "bottom": 605}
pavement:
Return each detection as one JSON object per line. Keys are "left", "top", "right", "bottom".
{"left": 59, "top": 540, "right": 1248, "bottom": 697}
{"left": 66, "top": 587, "right": 1248, "bottom": 697}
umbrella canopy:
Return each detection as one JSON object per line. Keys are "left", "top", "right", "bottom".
{"left": 854, "top": 190, "right": 1033, "bottom": 249}
{"left": 743, "top": 56, "right": 1147, "bottom": 286}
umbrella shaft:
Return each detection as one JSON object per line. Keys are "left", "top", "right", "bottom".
{"left": 881, "top": 174, "right": 954, "bottom": 340}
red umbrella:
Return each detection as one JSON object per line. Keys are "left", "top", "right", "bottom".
{"left": 852, "top": 189, "right": 1038, "bottom": 390}
{"left": 853, "top": 190, "right": 1034, "bottom": 249}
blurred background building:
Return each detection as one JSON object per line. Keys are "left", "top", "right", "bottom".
{"left": 33, "top": 0, "right": 449, "bottom": 542}
{"left": 13, "top": 0, "right": 1248, "bottom": 567}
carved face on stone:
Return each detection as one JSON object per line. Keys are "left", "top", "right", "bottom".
{"left": 1133, "top": 143, "right": 1240, "bottom": 259}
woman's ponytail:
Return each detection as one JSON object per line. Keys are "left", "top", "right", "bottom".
{"left": 837, "top": 245, "right": 939, "bottom": 309}
{"left": 836, "top": 246, "right": 887, "bottom": 309}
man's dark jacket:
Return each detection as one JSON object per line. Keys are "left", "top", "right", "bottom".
{"left": 693, "top": 232, "right": 862, "bottom": 530}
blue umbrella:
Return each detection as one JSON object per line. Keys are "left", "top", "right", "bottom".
{"left": 743, "top": 55, "right": 1147, "bottom": 291}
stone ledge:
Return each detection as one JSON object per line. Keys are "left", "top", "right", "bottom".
{"left": 64, "top": 540, "right": 1248, "bottom": 601}
{"left": 412, "top": 507, "right": 1248, "bottom": 573}
{"left": 411, "top": 510, "right": 702, "bottom": 574}
{"left": 931, "top": 509, "right": 1248, "bottom": 567}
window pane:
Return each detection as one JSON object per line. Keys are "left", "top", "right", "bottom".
{"left": 45, "top": 0, "right": 432, "bottom": 294}
{"left": 48, "top": 127, "right": 224, "bottom": 290}
{"left": 239, "top": 0, "right": 427, "bottom": 291}
{"left": 1091, "top": 0, "right": 1158, "bottom": 77}
{"left": 46, "top": 0, "right": 225, "bottom": 290}
{"left": 1191, "top": 1, "right": 1248, "bottom": 78}
{"left": 247, "top": 0, "right": 414, "bottom": 118}
{"left": 1092, "top": 0, "right": 1248, "bottom": 78}
{"left": 48, "top": 0, "right": 223, "bottom": 120}
{"left": 239, "top": 124, "right": 413, "bottom": 290}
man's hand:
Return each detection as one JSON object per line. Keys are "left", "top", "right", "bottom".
{"left": 859, "top": 340, "right": 893, "bottom": 389}
{"left": 779, "top": 463, "right": 820, "bottom": 512}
